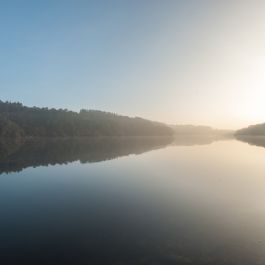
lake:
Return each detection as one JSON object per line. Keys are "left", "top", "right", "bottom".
{"left": 0, "top": 136, "right": 265, "bottom": 265}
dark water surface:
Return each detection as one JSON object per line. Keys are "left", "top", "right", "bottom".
{"left": 0, "top": 136, "right": 265, "bottom": 265}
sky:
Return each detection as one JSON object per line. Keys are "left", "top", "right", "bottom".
{"left": 1, "top": 0, "right": 265, "bottom": 129}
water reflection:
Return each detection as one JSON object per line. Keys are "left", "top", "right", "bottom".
{"left": 0, "top": 137, "right": 265, "bottom": 265}
{"left": 0, "top": 137, "right": 174, "bottom": 174}
{"left": 172, "top": 134, "right": 233, "bottom": 146}
{"left": 0, "top": 136, "right": 236, "bottom": 174}
{"left": 235, "top": 135, "right": 265, "bottom": 148}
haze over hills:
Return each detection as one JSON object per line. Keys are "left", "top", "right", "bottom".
{"left": 235, "top": 123, "right": 265, "bottom": 136}
{"left": 234, "top": 123, "right": 265, "bottom": 149}
{"left": 170, "top": 125, "right": 234, "bottom": 136}
{"left": 0, "top": 101, "right": 174, "bottom": 138}
{"left": 2, "top": 100, "right": 263, "bottom": 140}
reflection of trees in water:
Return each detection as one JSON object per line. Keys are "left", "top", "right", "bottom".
{"left": 0, "top": 137, "right": 174, "bottom": 174}
{"left": 0, "top": 135, "right": 238, "bottom": 175}
{"left": 235, "top": 135, "right": 265, "bottom": 148}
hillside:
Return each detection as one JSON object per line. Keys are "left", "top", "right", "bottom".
{"left": 235, "top": 123, "right": 265, "bottom": 136}
{"left": 0, "top": 101, "right": 173, "bottom": 138}
{"left": 170, "top": 124, "right": 233, "bottom": 136}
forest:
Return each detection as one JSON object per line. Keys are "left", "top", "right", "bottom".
{"left": 235, "top": 123, "right": 265, "bottom": 136}
{"left": 0, "top": 101, "right": 173, "bottom": 138}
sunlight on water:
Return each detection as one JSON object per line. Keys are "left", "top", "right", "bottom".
{"left": 0, "top": 137, "right": 265, "bottom": 265}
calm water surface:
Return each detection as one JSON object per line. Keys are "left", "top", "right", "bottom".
{"left": 0, "top": 136, "right": 265, "bottom": 265}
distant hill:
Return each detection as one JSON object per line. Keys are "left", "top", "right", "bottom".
{"left": 170, "top": 124, "right": 233, "bottom": 136}
{"left": 0, "top": 101, "right": 173, "bottom": 138}
{"left": 235, "top": 123, "right": 265, "bottom": 136}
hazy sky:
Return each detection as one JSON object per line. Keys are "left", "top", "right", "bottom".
{"left": 1, "top": 0, "right": 265, "bottom": 129}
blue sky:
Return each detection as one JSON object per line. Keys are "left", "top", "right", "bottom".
{"left": 1, "top": 1, "right": 181, "bottom": 110}
{"left": 1, "top": 1, "right": 265, "bottom": 128}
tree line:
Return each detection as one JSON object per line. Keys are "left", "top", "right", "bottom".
{"left": 235, "top": 123, "right": 265, "bottom": 136}
{"left": 0, "top": 101, "right": 173, "bottom": 138}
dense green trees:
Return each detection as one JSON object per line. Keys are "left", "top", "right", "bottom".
{"left": 0, "top": 101, "right": 173, "bottom": 138}
{"left": 0, "top": 114, "right": 24, "bottom": 138}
